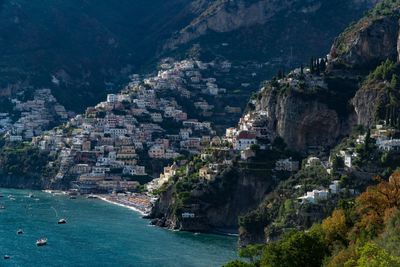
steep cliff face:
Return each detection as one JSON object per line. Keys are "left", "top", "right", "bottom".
{"left": 164, "top": 0, "right": 291, "bottom": 50}
{"left": 166, "top": 0, "right": 380, "bottom": 51}
{"left": 352, "top": 81, "right": 388, "bottom": 127}
{"left": 150, "top": 167, "right": 276, "bottom": 233}
{"left": 329, "top": 9, "right": 400, "bottom": 71}
{"left": 332, "top": 2, "right": 400, "bottom": 128}
{"left": 161, "top": 0, "right": 382, "bottom": 73}
{"left": 246, "top": 2, "right": 400, "bottom": 151}
{"left": 255, "top": 87, "right": 348, "bottom": 151}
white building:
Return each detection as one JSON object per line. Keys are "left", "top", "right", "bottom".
{"left": 148, "top": 145, "right": 165, "bottom": 158}
{"left": 305, "top": 157, "right": 321, "bottom": 167}
{"left": 298, "top": 189, "right": 329, "bottom": 204}
{"left": 233, "top": 130, "right": 257, "bottom": 150}
{"left": 107, "top": 94, "right": 118, "bottom": 103}
{"left": 378, "top": 139, "right": 400, "bottom": 152}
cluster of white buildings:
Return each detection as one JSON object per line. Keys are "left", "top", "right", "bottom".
{"left": 298, "top": 180, "right": 345, "bottom": 204}
{"left": 141, "top": 58, "right": 243, "bottom": 120}
{"left": 31, "top": 75, "right": 216, "bottom": 194}
{"left": 6, "top": 89, "right": 68, "bottom": 141}
{"left": 0, "top": 113, "right": 12, "bottom": 135}
{"left": 224, "top": 110, "right": 271, "bottom": 151}
{"left": 373, "top": 125, "right": 400, "bottom": 152}
{"left": 145, "top": 59, "right": 228, "bottom": 97}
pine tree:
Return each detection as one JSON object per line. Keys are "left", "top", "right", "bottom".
{"left": 310, "top": 57, "right": 315, "bottom": 74}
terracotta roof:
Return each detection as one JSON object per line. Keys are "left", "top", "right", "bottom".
{"left": 236, "top": 131, "right": 256, "bottom": 139}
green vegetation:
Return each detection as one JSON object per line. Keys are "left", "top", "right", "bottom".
{"left": 0, "top": 142, "right": 56, "bottom": 188}
{"left": 367, "top": 59, "right": 397, "bottom": 82}
{"left": 367, "top": 0, "right": 400, "bottom": 18}
{"left": 334, "top": 0, "right": 400, "bottom": 56}
{"left": 227, "top": 171, "right": 400, "bottom": 267}
{"left": 364, "top": 60, "right": 400, "bottom": 128}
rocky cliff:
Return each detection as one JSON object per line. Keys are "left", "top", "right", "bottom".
{"left": 243, "top": 1, "right": 400, "bottom": 151}
{"left": 253, "top": 85, "right": 354, "bottom": 151}
{"left": 164, "top": 0, "right": 292, "bottom": 50}
{"left": 166, "top": 0, "right": 380, "bottom": 51}
{"left": 329, "top": 2, "right": 400, "bottom": 71}
{"left": 150, "top": 163, "right": 277, "bottom": 233}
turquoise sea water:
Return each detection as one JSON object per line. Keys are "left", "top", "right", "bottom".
{"left": 0, "top": 189, "right": 237, "bottom": 267}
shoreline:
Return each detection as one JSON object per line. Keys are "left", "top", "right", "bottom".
{"left": 38, "top": 189, "right": 239, "bottom": 237}
{"left": 41, "top": 189, "right": 152, "bottom": 216}
{"left": 95, "top": 195, "right": 150, "bottom": 216}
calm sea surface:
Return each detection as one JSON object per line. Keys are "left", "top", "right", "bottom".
{"left": 0, "top": 189, "right": 237, "bottom": 267}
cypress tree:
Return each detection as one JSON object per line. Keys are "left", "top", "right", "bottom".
{"left": 310, "top": 57, "right": 315, "bottom": 74}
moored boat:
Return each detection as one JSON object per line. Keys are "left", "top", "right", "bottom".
{"left": 68, "top": 189, "right": 78, "bottom": 196}
{"left": 58, "top": 218, "right": 67, "bottom": 224}
{"left": 36, "top": 238, "right": 47, "bottom": 246}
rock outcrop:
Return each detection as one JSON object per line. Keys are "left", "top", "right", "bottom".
{"left": 329, "top": 9, "right": 400, "bottom": 71}
{"left": 150, "top": 167, "right": 276, "bottom": 233}
{"left": 254, "top": 87, "right": 348, "bottom": 151}
{"left": 165, "top": 0, "right": 381, "bottom": 51}
{"left": 164, "top": 0, "right": 292, "bottom": 50}
{"left": 245, "top": 2, "right": 400, "bottom": 151}
{"left": 352, "top": 81, "right": 388, "bottom": 127}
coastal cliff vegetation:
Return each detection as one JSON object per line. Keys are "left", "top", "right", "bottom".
{"left": 225, "top": 171, "right": 400, "bottom": 267}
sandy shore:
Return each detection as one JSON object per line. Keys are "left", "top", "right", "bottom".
{"left": 42, "top": 190, "right": 152, "bottom": 216}
{"left": 96, "top": 194, "right": 152, "bottom": 216}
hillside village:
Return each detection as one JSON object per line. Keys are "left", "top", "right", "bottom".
{"left": 0, "top": 58, "right": 279, "bottom": 195}
{"left": 1, "top": 89, "right": 69, "bottom": 141}
{"left": 29, "top": 84, "right": 214, "bottom": 193}
{"left": 2, "top": 55, "right": 399, "bottom": 209}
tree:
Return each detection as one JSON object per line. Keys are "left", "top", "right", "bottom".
{"left": 223, "top": 260, "right": 255, "bottom": 267}
{"left": 310, "top": 57, "right": 315, "bottom": 74}
{"left": 379, "top": 209, "right": 400, "bottom": 256}
{"left": 239, "top": 244, "right": 264, "bottom": 264}
{"left": 356, "top": 242, "right": 400, "bottom": 267}
{"left": 390, "top": 74, "right": 399, "bottom": 90}
{"left": 354, "top": 172, "right": 400, "bottom": 237}
{"left": 260, "top": 229, "right": 328, "bottom": 267}
{"left": 322, "top": 209, "right": 349, "bottom": 246}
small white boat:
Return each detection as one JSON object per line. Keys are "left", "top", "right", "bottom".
{"left": 17, "top": 229, "right": 23, "bottom": 235}
{"left": 28, "top": 193, "right": 34, "bottom": 198}
{"left": 58, "top": 219, "right": 67, "bottom": 224}
{"left": 86, "top": 194, "right": 97, "bottom": 199}
{"left": 4, "top": 255, "right": 10, "bottom": 260}
{"left": 0, "top": 206, "right": 5, "bottom": 209}
{"left": 36, "top": 238, "right": 47, "bottom": 246}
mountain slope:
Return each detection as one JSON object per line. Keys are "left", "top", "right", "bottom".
{"left": 0, "top": 0, "right": 381, "bottom": 114}
{"left": 0, "top": 0, "right": 198, "bottom": 111}
{"left": 163, "top": 0, "right": 381, "bottom": 65}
